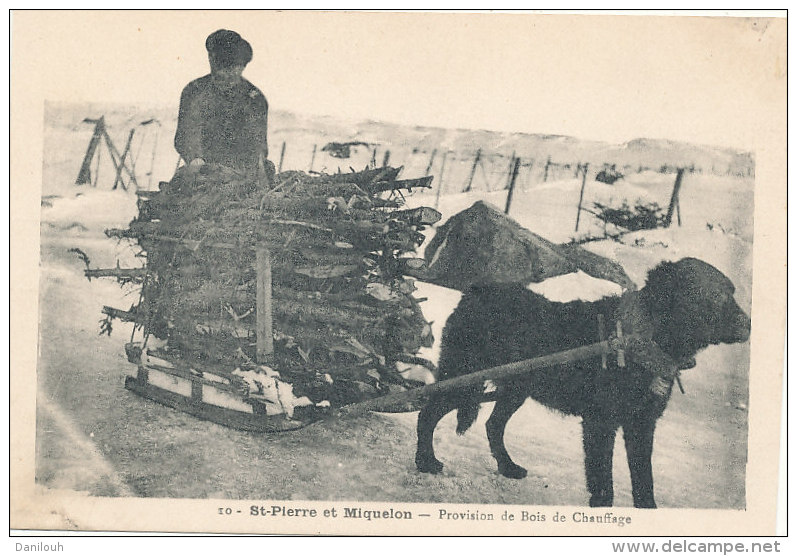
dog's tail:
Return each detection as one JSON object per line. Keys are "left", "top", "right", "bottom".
{"left": 456, "top": 399, "right": 481, "bottom": 435}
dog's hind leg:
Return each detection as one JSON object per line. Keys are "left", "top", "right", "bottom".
{"left": 583, "top": 417, "right": 618, "bottom": 507}
{"left": 416, "top": 396, "right": 459, "bottom": 474}
{"left": 486, "top": 389, "right": 528, "bottom": 479}
{"left": 623, "top": 417, "right": 658, "bottom": 508}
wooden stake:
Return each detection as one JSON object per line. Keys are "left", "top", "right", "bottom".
{"left": 277, "top": 141, "right": 286, "bottom": 173}
{"left": 575, "top": 162, "right": 589, "bottom": 231}
{"left": 309, "top": 144, "right": 317, "bottom": 173}
{"left": 424, "top": 149, "right": 437, "bottom": 175}
{"left": 147, "top": 124, "right": 160, "bottom": 189}
{"left": 76, "top": 116, "right": 105, "bottom": 185}
{"left": 464, "top": 148, "right": 481, "bottom": 192}
{"left": 504, "top": 151, "right": 516, "bottom": 190}
{"left": 92, "top": 140, "right": 101, "bottom": 188}
{"left": 615, "top": 321, "right": 626, "bottom": 368}
{"left": 256, "top": 248, "right": 273, "bottom": 364}
{"left": 504, "top": 157, "right": 521, "bottom": 215}
{"left": 434, "top": 151, "right": 448, "bottom": 210}
{"left": 543, "top": 156, "right": 551, "bottom": 182}
{"left": 665, "top": 168, "right": 685, "bottom": 227}
{"left": 102, "top": 129, "right": 138, "bottom": 188}
{"left": 112, "top": 129, "right": 136, "bottom": 190}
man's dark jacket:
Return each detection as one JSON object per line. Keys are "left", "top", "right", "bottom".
{"left": 175, "top": 74, "right": 268, "bottom": 174}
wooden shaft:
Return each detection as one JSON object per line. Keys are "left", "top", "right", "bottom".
{"left": 256, "top": 248, "right": 273, "bottom": 363}
{"left": 336, "top": 340, "right": 614, "bottom": 416}
{"left": 575, "top": 162, "right": 589, "bottom": 231}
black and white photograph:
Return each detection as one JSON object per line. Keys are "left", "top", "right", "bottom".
{"left": 9, "top": 10, "right": 787, "bottom": 537}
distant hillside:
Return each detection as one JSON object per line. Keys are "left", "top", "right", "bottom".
{"left": 43, "top": 100, "right": 755, "bottom": 183}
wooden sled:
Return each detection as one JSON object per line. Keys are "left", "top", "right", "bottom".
{"left": 123, "top": 320, "right": 628, "bottom": 432}
{"left": 123, "top": 347, "right": 312, "bottom": 433}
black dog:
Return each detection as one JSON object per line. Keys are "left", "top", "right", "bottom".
{"left": 415, "top": 258, "right": 750, "bottom": 508}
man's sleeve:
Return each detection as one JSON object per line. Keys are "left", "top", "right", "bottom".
{"left": 174, "top": 84, "right": 204, "bottom": 163}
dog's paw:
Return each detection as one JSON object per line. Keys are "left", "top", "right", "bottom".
{"left": 416, "top": 456, "right": 444, "bottom": 474}
{"left": 498, "top": 462, "right": 528, "bottom": 479}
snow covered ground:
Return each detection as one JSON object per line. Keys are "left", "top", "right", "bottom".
{"left": 32, "top": 103, "right": 754, "bottom": 511}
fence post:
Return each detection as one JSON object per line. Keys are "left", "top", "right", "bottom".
{"left": 93, "top": 143, "right": 101, "bottom": 187}
{"left": 277, "top": 141, "right": 286, "bottom": 173}
{"left": 256, "top": 248, "right": 273, "bottom": 364}
{"left": 382, "top": 150, "right": 391, "bottom": 168}
{"left": 112, "top": 129, "right": 136, "bottom": 191}
{"left": 665, "top": 168, "right": 685, "bottom": 227}
{"left": 574, "top": 162, "right": 589, "bottom": 232}
{"left": 309, "top": 144, "right": 317, "bottom": 173}
{"left": 76, "top": 116, "right": 106, "bottom": 185}
{"left": 424, "top": 149, "right": 437, "bottom": 175}
{"left": 543, "top": 156, "right": 551, "bottom": 182}
{"left": 504, "top": 157, "right": 521, "bottom": 215}
{"left": 504, "top": 151, "right": 516, "bottom": 190}
{"left": 434, "top": 150, "right": 448, "bottom": 210}
{"left": 464, "top": 148, "right": 481, "bottom": 192}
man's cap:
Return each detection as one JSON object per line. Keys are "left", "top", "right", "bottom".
{"left": 205, "top": 29, "right": 253, "bottom": 68}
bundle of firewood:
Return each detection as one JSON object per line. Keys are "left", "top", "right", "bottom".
{"left": 99, "top": 164, "right": 442, "bottom": 410}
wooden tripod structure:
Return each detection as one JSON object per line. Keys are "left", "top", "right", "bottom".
{"left": 75, "top": 116, "right": 139, "bottom": 190}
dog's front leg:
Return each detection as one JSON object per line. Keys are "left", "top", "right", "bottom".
{"left": 486, "top": 390, "right": 528, "bottom": 479}
{"left": 582, "top": 417, "right": 618, "bottom": 507}
{"left": 416, "top": 396, "right": 458, "bottom": 474}
{"left": 623, "top": 417, "right": 658, "bottom": 508}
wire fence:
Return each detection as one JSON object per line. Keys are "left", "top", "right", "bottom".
{"left": 74, "top": 117, "right": 755, "bottom": 196}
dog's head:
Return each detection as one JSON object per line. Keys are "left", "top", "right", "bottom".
{"left": 641, "top": 257, "right": 750, "bottom": 361}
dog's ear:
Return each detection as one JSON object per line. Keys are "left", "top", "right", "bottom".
{"left": 640, "top": 260, "right": 679, "bottom": 319}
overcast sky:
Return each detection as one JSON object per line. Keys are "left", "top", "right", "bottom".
{"left": 13, "top": 10, "right": 786, "bottom": 151}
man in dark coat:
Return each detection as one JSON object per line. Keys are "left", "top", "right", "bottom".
{"left": 175, "top": 29, "right": 272, "bottom": 178}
